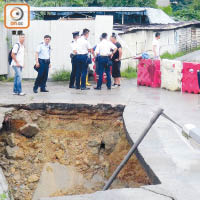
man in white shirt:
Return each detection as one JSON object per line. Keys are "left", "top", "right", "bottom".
{"left": 94, "top": 33, "right": 117, "bottom": 90}
{"left": 11, "top": 34, "right": 25, "bottom": 96}
{"left": 152, "top": 32, "right": 161, "bottom": 59}
{"left": 76, "top": 28, "right": 92, "bottom": 90}
{"left": 69, "top": 31, "right": 79, "bottom": 88}
{"left": 33, "top": 35, "right": 51, "bottom": 93}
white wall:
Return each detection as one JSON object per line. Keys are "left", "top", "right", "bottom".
{"left": 9, "top": 16, "right": 113, "bottom": 79}
{"left": 119, "top": 27, "right": 199, "bottom": 70}
{"left": 95, "top": 15, "right": 113, "bottom": 44}
{"left": 0, "top": 23, "right": 8, "bottom": 75}
{"left": 18, "top": 19, "right": 95, "bottom": 79}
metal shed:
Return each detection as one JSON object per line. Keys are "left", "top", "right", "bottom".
{"left": 30, "top": 7, "right": 175, "bottom": 25}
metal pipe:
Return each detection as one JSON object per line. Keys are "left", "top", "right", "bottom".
{"left": 162, "top": 113, "right": 182, "bottom": 129}
{"left": 103, "top": 108, "right": 164, "bottom": 191}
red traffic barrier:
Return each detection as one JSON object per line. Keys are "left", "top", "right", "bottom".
{"left": 137, "top": 59, "right": 161, "bottom": 88}
{"left": 182, "top": 62, "right": 200, "bottom": 94}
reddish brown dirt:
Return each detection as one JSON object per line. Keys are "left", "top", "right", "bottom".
{"left": 0, "top": 108, "right": 151, "bottom": 200}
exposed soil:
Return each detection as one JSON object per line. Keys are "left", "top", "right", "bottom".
{"left": 0, "top": 107, "right": 151, "bottom": 200}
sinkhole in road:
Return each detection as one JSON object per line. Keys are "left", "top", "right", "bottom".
{"left": 0, "top": 104, "right": 153, "bottom": 200}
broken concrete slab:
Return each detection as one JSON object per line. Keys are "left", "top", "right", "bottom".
{"left": 33, "top": 162, "right": 87, "bottom": 200}
{"left": 40, "top": 188, "right": 171, "bottom": 200}
{"left": 0, "top": 107, "right": 15, "bottom": 130}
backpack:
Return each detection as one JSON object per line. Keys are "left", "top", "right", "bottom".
{"left": 8, "top": 43, "right": 20, "bottom": 65}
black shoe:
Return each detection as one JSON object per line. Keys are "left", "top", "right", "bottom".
{"left": 81, "top": 87, "right": 90, "bottom": 90}
{"left": 33, "top": 88, "right": 38, "bottom": 93}
{"left": 94, "top": 87, "right": 101, "bottom": 90}
{"left": 76, "top": 87, "right": 80, "bottom": 90}
{"left": 41, "top": 89, "right": 49, "bottom": 92}
{"left": 107, "top": 87, "right": 111, "bottom": 90}
{"left": 69, "top": 85, "right": 75, "bottom": 89}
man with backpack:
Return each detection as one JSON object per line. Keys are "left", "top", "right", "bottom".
{"left": 33, "top": 35, "right": 51, "bottom": 93}
{"left": 10, "top": 33, "right": 25, "bottom": 96}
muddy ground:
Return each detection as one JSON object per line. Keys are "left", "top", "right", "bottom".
{"left": 0, "top": 107, "right": 151, "bottom": 200}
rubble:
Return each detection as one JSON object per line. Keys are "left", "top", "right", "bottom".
{"left": 5, "top": 146, "right": 24, "bottom": 160}
{"left": 0, "top": 107, "right": 151, "bottom": 200}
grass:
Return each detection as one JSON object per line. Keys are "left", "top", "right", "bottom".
{"left": 51, "top": 69, "right": 71, "bottom": 81}
{"left": 0, "top": 75, "right": 14, "bottom": 82}
{"left": 0, "top": 193, "right": 7, "bottom": 200}
{"left": 161, "top": 46, "right": 200, "bottom": 59}
{"left": 121, "top": 67, "right": 137, "bottom": 79}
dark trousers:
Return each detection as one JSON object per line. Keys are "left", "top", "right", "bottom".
{"left": 34, "top": 59, "right": 50, "bottom": 90}
{"left": 95, "top": 56, "right": 100, "bottom": 75}
{"left": 69, "top": 55, "right": 77, "bottom": 87}
{"left": 97, "top": 56, "right": 111, "bottom": 89}
{"left": 76, "top": 54, "right": 88, "bottom": 89}
{"left": 198, "top": 71, "right": 200, "bottom": 89}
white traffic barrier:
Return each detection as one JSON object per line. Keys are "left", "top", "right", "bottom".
{"left": 183, "top": 124, "right": 200, "bottom": 144}
{"left": 161, "top": 59, "right": 183, "bottom": 91}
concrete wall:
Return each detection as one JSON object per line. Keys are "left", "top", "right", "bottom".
{"left": 9, "top": 16, "right": 113, "bottom": 79}
{"left": 119, "top": 26, "right": 200, "bottom": 70}
{"left": 0, "top": 23, "right": 8, "bottom": 75}
{"left": 5, "top": 18, "right": 200, "bottom": 78}
{"left": 10, "top": 20, "right": 95, "bottom": 79}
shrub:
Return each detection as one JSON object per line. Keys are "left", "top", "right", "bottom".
{"left": 161, "top": 46, "right": 200, "bottom": 60}
{"left": 121, "top": 67, "right": 137, "bottom": 79}
{"left": 0, "top": 193, "right": 7, "bottom": 200}
{"left": 159, "top": 5, "right": 173, "bottom": 16}
{"left": 51, "top": 70, "right": 71, "bottom": 81}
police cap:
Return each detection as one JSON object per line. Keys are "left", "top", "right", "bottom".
{"left": 72, "top": 31, "right": 79, "bottom": 37}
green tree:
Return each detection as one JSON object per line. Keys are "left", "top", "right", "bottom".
{"left": 193, "top": 0, "right": 200, "bottom": 10}
{"left": 29, "top": 0, "right": 157, "bottom": 7}
{"left": 172, "top": 0, "right": 200, "bottom": 20}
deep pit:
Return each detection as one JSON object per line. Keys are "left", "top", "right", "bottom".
{"left": 0, "top": 104, "right": 151, "bottom": 200}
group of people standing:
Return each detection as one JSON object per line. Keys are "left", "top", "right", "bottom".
{"left": 69, "top": 29, "right": 122, "bottom": 90}
{"left": 10, "top": 28, "right": 122, "bottom": 95}
{"left": 10, "top": 29, "right": 160, "bottom": 95}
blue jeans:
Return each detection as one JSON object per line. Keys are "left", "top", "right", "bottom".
{"left": 97, "top": 56, "right": 111, "bottom": 89}
{"left": 76, "top": 54, "right": 88, "bottom": 89}
{"left": 13, "top": 66, "right": 22, "bottom": 94}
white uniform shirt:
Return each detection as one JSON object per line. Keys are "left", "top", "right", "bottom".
{"left": 36, "top": 42, "right": 51, "bottom": 59}
{"left": 11, "top": 42, "right": 25, "bottom": 67}
{"left": 152, "top": 38, "right": 160, "bottom": 57}
{"left": 95, "top": 39, "right": 117, "bottom": 56}
{"left": 70, "top": 40, "right": 78, "bottom": 54}
{"left": 76, "top": 36, "right": 91, "bottom": 54}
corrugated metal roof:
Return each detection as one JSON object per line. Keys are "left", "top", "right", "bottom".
{"left": 146, "top": 8, "right": 175, "bottom": 24}
{"left": 30, "top": 6, "right": 175, "bottom": 24}
{"left": 114, "top": 20, "right": 200, "bottom": 34}
{"left": 30, "top": 7, "right": 146, "bottom": 12}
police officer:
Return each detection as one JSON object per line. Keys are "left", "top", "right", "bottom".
{"left": 33, "top": 35, "right": 51, "bottom": 93}
{"left": 94, "top": 33, "right": 117, "bottom": 90}
{"left": 76, "top": 28, "right": 92, "bottom": 90}
{"left": 69, "top": 31, "right": 79, "bottom": 88}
